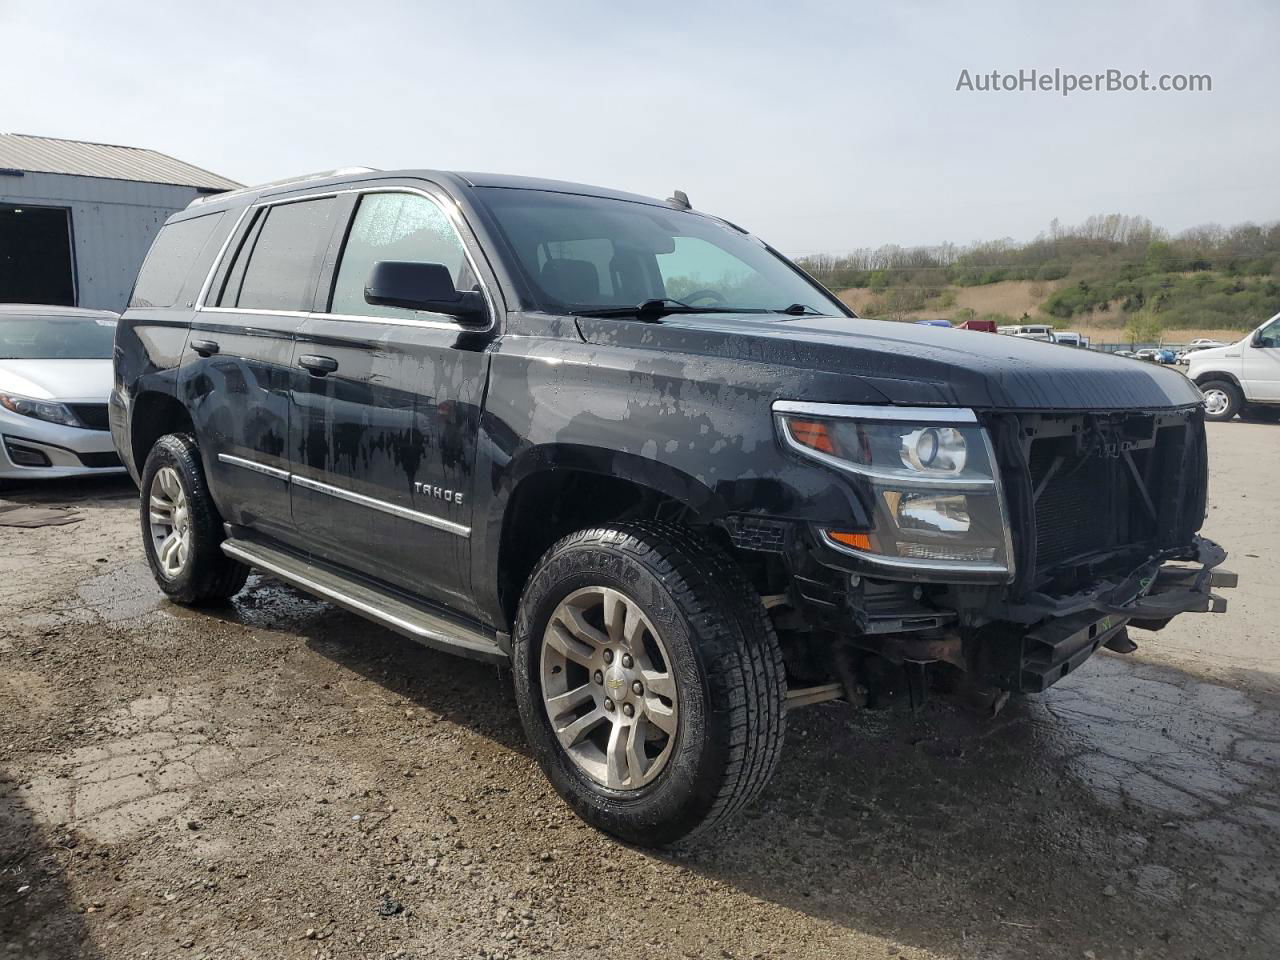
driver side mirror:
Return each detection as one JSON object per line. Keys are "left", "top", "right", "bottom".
{"left": 365, "top": 261, "right": 487, "bottom": 325}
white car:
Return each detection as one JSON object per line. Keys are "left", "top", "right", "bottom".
{"left": 0, "top": 305, "right": 125, "bottom": 481}
{"left": 1187, "top": 313, "right": 1280, "bottom": 421}
{"left": 1176, "top": 342, "right": 1226, "bottom": 364}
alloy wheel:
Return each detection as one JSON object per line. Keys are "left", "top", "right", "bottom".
{"left": 539, "top": 586, "right": 679, "bottom": 790}
{"left": 148, "top": 466, "right": 191, "bottom": 579}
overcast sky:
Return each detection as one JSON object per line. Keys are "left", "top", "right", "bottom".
{"left": 2, "top": 0, "right": 1276, "bottom": 256}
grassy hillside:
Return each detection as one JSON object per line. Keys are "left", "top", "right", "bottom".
{"left": 800, "top": 214, "right": 1280, "bottom": 340}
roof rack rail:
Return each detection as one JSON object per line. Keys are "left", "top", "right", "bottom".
{"left": 187, "top": 166, "right": 380, "bottom": 206}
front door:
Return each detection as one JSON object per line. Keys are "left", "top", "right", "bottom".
{"left": 1242, "top": 315, "right": 1280, "bottom": 401}
{"left": 182, "top": 195, "right": 336, "bottom": 542}
{"left": 290, "top": 188, "right": 493, "bottom": 614}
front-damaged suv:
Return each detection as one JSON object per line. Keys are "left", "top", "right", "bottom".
{"left": 111, "top": 168, "right": 1232, "bottom": 845}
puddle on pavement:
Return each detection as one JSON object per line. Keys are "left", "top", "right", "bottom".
{"left": 74, "top": 566, "right": 329, "bottom": 632}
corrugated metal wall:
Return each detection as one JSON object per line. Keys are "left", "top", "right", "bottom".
{"left": 0, "top": 172, "right": 204, "bottom": 312}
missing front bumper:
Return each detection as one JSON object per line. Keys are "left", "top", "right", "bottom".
{"left": 1015, "top": 564, "right": 1235, "bottom": 693}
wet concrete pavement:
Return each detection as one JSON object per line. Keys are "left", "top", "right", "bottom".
{"left": 0, "top": 421, "right": 1277, "bottom": 959}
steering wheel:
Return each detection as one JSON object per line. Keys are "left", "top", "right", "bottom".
{"left": 680, "top": 289, "right": 727, "bottom": 306}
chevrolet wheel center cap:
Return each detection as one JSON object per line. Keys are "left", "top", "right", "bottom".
{"left": 604, "top": 666, "right": 628, "bottom": 701}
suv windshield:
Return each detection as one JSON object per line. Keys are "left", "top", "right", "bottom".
{"left": 0, "top": 315, "right": 117, "bottom": 359}
{"left": 476, "top": 188, "right": 845, "bottom": 316}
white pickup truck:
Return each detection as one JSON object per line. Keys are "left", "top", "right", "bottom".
{"left": 1187, "top": 313, "right": 1280, "bottom": 421}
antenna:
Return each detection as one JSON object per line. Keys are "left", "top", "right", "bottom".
{"left": 667, "top": 189, "right": 691, "bottom": 210}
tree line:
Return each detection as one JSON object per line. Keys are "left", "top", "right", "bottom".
{"left": 797, "top": 215, "right": 1280, "bottom": 331}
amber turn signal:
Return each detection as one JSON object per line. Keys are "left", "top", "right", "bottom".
{"left": 787, "top": 418, "right": 835, "bottom": 454}
{"left": 825, "top": 531, "right": 872, "bottom": 550}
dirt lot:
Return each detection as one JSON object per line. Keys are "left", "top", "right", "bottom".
{"left": 2, "top": 422, "right": 1278, "bottom": 960}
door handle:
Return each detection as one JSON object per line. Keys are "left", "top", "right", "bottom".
{"left": 190, "top": 339, "right": 220, "bottom": 357}
{"left": 298, "top": 354, "right": 339, "bottom": 376}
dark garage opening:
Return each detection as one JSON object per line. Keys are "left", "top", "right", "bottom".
{"left": 0, "top": 203, "right": 76, "bottom": 306}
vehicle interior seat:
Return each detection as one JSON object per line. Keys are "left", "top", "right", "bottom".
{"left": 540, "top": 258, "right": 601, "bottom": 304}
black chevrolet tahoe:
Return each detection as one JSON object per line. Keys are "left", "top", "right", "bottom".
{"left": 111, "top": 168, "right": 1233, "bottom": 845}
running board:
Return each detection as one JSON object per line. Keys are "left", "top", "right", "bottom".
{"left": 221, "top": 538, "right": 506, "bottom": 664}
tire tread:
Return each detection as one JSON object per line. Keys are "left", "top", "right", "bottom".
{"left": 514, "top": 520, "right": 785, "bottom": 844}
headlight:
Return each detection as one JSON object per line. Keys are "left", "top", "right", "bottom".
{"left": 774, "top": 402, "right": 1014, "bottom": 579}
{"left": 0, "top": 393, "right": 80, "bottom": 427}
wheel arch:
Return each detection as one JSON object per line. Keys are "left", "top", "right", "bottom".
{"left": 487, "top": 444, "right": 731, "bottom": 629}
{"left": 1192, "top": 369, "right": 1243, "bottom": 391}
{"left": 129, "top": 390, "right": 195, "bottom": 479}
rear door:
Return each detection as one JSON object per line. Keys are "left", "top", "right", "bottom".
{"left": 181, "top": 194, "right": 337, "bottom": 543}
{"left": 289, "top": 186, "right": 495, "bottom": 614}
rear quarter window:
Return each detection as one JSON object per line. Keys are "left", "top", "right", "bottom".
{"left": 129, "top": 211, "right": 228, "bottom": 308}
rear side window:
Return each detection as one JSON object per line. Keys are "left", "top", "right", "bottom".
{"left": 218, "top": 197, "right": 335, "bottom": 311}
{"left": 129, "top": 212, "right": 226, "bottom": 308}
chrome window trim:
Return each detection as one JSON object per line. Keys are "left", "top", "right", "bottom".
{"left": 291, "top": 474, "right": 470, "bottom": 537}
{"left": 218, "top": 453, "right": 290, "bottom": 481}
{"left": 195, "top": 184, "right": 499, "bottom": 335}
{"left": 216, "top": 454, "right": 469, "bottom": 538}
{"left": 199, "top": 306, "right": 310, "bottom": 319}
{"left": 197, "top": 192, "right": 339, "bottom": 312}
{"left": 330, "top": 186, "right": 497, "bottom": 333}
{"left": 772, "top": 401, "right": 978, "bottom": 424}
{"left": 309, "top": 310, "right": 467, "bottom": 332}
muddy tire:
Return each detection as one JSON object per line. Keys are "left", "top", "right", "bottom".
{"left": 1199, "top": 379, "right": 1241, "bottom": 422}
{"left": 139, "top": 433, "right": 248, "bottom": 605}
{"left": 512, "top": 521, "right": 786, "bottom": 847}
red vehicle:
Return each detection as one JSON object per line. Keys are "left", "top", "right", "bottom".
{"left": 958, "top": 318, "right": 998, "bottom": 332}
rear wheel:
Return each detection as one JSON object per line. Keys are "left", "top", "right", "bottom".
{"left": 1199, "top": 380, "right": 1241, "bottom": 422}
{"left": 139, "top": 433, "right": 248, "bottom": 604}
{"left": 512, "top": 521, "right": 786, "bottom": 846}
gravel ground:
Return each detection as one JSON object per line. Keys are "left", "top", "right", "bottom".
{"left": 1, "top": 421, "right": 1277, "bottom": 960}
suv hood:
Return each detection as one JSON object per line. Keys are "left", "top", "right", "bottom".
{"left": 0, "top": 359, "right": 114, "bottom": 402}
{"left": 576, "top": 313, "right": 1203, "bottom": 411}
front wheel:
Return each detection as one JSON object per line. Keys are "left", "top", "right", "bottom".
{"left": 139, "top": 433, "right": 248, "bottom": 605}
{"left": 1199, "top": 379, "right": 1242, "bottom": 422}
{"left": 512, "top": 522, "right": 786, "bottom": 846}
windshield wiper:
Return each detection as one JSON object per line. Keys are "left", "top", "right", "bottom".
{"left": 773, "top": 303, "right": 825, "bottom": 316}
{"left": 571, "top": 298, "right": 752, "bottom": 320}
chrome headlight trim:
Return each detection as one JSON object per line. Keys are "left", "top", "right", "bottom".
{"left": 773, "top": 401, "right": 1016, "bottom": 582}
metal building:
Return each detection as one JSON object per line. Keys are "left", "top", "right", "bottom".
{"left": 0, "top": 133, "right": 240, "bottom": 312}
